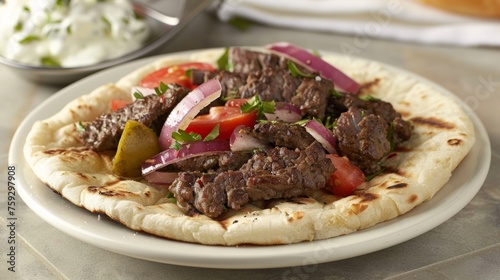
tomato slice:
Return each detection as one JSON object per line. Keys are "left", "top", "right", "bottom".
{"left": 110, "top": 99, "right": 130, "bottom": 111}
{"left": 185, "top": 106, "right": 257, "bottom": 140}
{"left": 140, "top": 62, "right": 214, "bottom": 90}
{"left": 325, "top": 154, "right": 366, "bottom": 197}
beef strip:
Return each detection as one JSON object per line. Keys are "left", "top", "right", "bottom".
{"left": 291, "top": 77, "right": 333, "bottom": 120}
{"left": 239, "top": 68, "right": 300, "bottom": 102}
{"left": 328, "top": 93, "right": 413, "bottom": 147}
{"left": 80, "top": 84, "right": 189, "bottom": 151}
{"left": 171, "top": 152, "right": 252, "bottom": 173}
{"left": 334, "top": 107, "right": 391, "bottom": 174}
{"left": 252, "top": 121, "right": 316, "bottom": 150}
{"left": 229, "top": 47, "right": 289, "bottom": 73}
{"left": 169, "top": 142, "right": 334, "bottom": 218}
{"left": 191, "top": 69, "right": 247, "bottom": 100}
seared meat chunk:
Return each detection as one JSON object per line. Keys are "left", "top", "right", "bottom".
{"left": 328, "top": 93, "right": 413, "bottom": 147}
{"left": 230, "top": 47, "right": 288, "bottom": 73}
{"left": 292, "top": 77, "right": 333, "bottom": 120}
{"left": 334, "top": 107, "right": 390, "bottom": 174}
{"left": 170, "top": 142, "right": 334, "bottom": 218}
{"left": 191, "top": 69, "right": 246, "bottom": 100}
{"left": 80, "top": 85, "right": 189, "bottom": 151}
{"left": 240, "top": 68, "right": 300, "bottom": 102}
{"left": 252, "top": 121, "right": 316, "bottom": 150}
{"left": 172, "top": 152, "right": 252, "bottom": 173}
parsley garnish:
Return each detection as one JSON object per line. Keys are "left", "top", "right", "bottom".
{"left": 133, "top": 91, "right": 145, "bottom": 99}
{"left": 287, "top": 61, "right": 315, "bottom": 78}
{"left": 101, "top": 16, "right": 111, "bottom": 34}
{"left": 217, "top": 47, "right": 232, "bottom": 71}
{"left": 154, "top": 82, "right": 170, "bottom": 96}
{"left": 56, "top": 0, "right": 71, "bottom": 7}
{"left": 14, "top": 22, "right": 23, "bottom": 32}
{"left": 330, "top": 88, "right": 344, "bottom": 98}
{"left": 170, "top": 125, "right": 220, "bottom": 150}
{"left": 240, "top": 95, "right": 275, "bottom": 118}
{"left": 204, "top": 124, "right": 220, "bottom": 141}
{"left": 362, "top": 94, "right": 381, "bottom": 102}
{"left": 41, "top": 56, "right": 61, "bottom": 67}
{"left": 75, "top": 122, "right": 86, "bottom": 133}
{"left": 19, "top": 35, "right": 40, "bottom": 44}
{"left": 166, "top": 192, "right": 177, "bottom": 203}
{"left": 171, "top": 129, "right": 202, "bottom": 144}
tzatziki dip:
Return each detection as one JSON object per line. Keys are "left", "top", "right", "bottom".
{"left": 0, "top": 0, "right": 149, "bottom": 67}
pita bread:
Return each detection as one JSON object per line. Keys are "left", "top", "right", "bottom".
{"left": 23, "top": 48, "right": 475, "bottom": 245}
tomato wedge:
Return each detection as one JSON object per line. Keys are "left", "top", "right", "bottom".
{"left": 110, "top": 99, "right": 130, "bottom": 111}
{"left": 325, "top": 154, "right": 366, "bottom": 197}
{"left": 185, "top": 106, "right": 257, "bottom": 140}
{"left": 140, "top": 62, "right": 214, "bottom": 90}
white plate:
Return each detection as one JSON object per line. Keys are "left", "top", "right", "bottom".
{"left": 9, "top": 50, "right": 491, "bottom": 269}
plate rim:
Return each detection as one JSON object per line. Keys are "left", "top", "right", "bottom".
{"left": 9, "top": 48, "right": 491, "bottom": 269}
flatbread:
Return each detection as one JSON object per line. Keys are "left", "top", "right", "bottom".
{"left": 23, "top": 48, "right": 475, "bottom": 245}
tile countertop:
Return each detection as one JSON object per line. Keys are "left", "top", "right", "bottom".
{"left": 1, "top": 7, "right": 500, "bottom": 280}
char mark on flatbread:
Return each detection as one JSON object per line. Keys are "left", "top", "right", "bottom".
{"left": 170, "top": 142, "right": 334, "bottom": 218}
{"left": 80, "top": 84, "right": 189, "bottom": 151}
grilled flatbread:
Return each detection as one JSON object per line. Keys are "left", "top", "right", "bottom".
{"left": 23, "top": 48, "right": 475, "bottom": 245}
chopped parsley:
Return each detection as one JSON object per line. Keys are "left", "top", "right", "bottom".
{"left": 203, "top": 124, "right": 220, "bottom": 142}
{"left": 14, "top": 22, "right": 23, "bottom": 32}
{"left": 154, "top": 82, "right": 170, "bottom": 96}
{"left": 133, "top": 91, "right": 145, "bottom": 99}
{"left": 169, "top": 125, "right": 220, "bottom": 150}
{"left": 361, "top": 94, "right": 381, "bottom": 102}
{"left": 217, "top": 47, "right": 232, "bottom": 71}
{"left": 75, "top": 122, "right": 86, "bottom": 133}
{"left": 41, "top": 56, "right": 61, "bottom": 67}
{"left": 287, "top": 61, "right": 315, "bottom": 78}
{"left": 171, "top": 129, "right": 202, "bottom": 144}
{"left": 101, "top": 16, "right": 111, "bottom": 34}
{"left": 330, "top": 88, "right": 344, "bottom": 98}
{"left": 19, "top": 35, "right": 40, "bottom": 44}
{"left": 56, "top": 0, "right": 71, "bottom": 7}
{"left": 240, "top": 95, "right": 275, "bottom": 118}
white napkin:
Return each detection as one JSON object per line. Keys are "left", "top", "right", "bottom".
{"left": 216, "top": 0, "right": 500, "bottom": 47}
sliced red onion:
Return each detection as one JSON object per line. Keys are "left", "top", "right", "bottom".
{"left": 142, "top": 139, "right": 230, "bottom": 176}
{"left": 266, "top": 42, "right": 360, "bottom": 94}
{"left": 304, "top": 120, "right": 338, "bottom": 154}
{"left": 131, "top": 86, "right": 157, "bottom": 100}
{"left": 144, "top": 171, "right": 179, "bottom": 186}
{"left": 158, "top": 79, "right": 222, "bottom": 150}
{"left": 229, "top": 125, "right": 268, "bottom": 151}
{"left": 264, "top": 102, "right": 302, "bottom": 122}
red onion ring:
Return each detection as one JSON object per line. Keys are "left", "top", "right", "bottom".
{"left": 158, "top": 79, "right": 222, "bottom": 150}
{"left": 229, "top": 125, "right": 268, "bottom": 151}
{"left": 266, "top": 42, "right": 360, "bottom": 94}
{"left": 144, "top": 171, "right": 179, "bottom": 186}
{"left": 264, "top": 102, "right": 302, "bottom": 122}
{"left": 142, "top": 139, "right": 230, "bottom": 176}
{"left": 304, "top": 120, "right": 338, "bottom": 154}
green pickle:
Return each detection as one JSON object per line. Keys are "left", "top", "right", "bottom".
{"left": 112, "top": 120, "right": 161, "bottom": 177}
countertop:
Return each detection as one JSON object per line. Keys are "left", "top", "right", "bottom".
{"left": 1, "top": 4, "right": 499, "bottom": 280}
